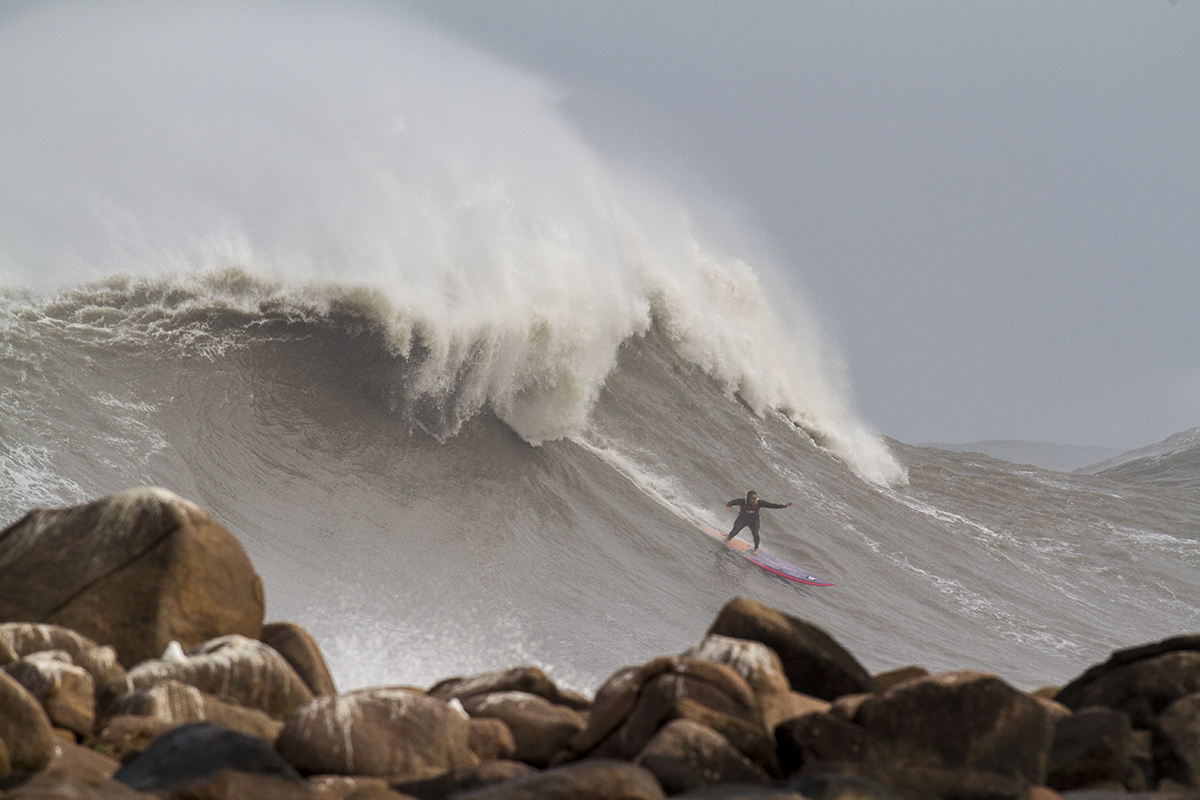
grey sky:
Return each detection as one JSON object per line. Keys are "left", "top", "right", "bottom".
{"left": 401, "top": 1, "right": 1200, "bottom": 450}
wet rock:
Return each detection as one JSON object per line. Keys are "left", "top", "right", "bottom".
{"left": 112, "top": 722, "right": 301, "bottom": 791}
{"left": 0, "top": 739, "right": 133, "bottom": 799}
{"left": 308, "top": 774, "right": 413, "bottom": 800}
{"left": 467, "top": 716, "right": 517, "bottom": 762}
{"left": 0, "top": 487, "right": 265, "bottom": 667}
{"left": 1055, "top": 635, "right": 1200, "bottom": 727}
{"left": 111, "top": 679, "right": 283, "bottom": 742}
{"left": 101, "top": 634, "right": 313, "bottom": 721}
{"left": 261, "top": 621, "right": 338, "bottom": 697}
{"left": 87, "top": 715, "right": 178, "bottom": 764}
{"left": 461, "top": 690, "right": 585, "bottom": 767}
{"left": 1046, "top": 707, "right": 1135, "bottom": 791}
{"left": 391, "top": 760, "right": 536, "bottom": 800}
{"left": 4, "top": 650, "right": 96, "bottom": 735}
{"left": 706, "top": 597, "right": 877, "bottom": 700}
{"left": 684, "top": 635, "right": 815, "bottom": 731}
{"left": 0, "top": 623, "right": 126, "bottom": 687}
{"left": 784, "top": 772, "right": 903, "bottom": 800}
{"left": 1155, "top": 691, "right": 1200, "bottom": 787}
{"left": 635, "top": 718, "right": 770, "bottom": 794}
{"left": 561, "top": 657, "right": 764, "bottom": 767}
{"left": 0, "top": 669, "right": 56, "bottom": 773}
{"left": 449, "top": 759, "right": 664, "bottom": 800}
{"left": 158, "top": 767, "right": 320, "bottom": 799}
{"left": 275, "top": 688, "right": 477, "bottom": 781}
{"left": 852, "top": 671, "right": 1053, "bottom": 791}
{"left": 775, "top": 711, "right": 872, "bottom": 777}
{"left": 873, "top": 667, "right": 930, "bottom": 691}
{"left": 429, "top": 666, "right": 590, "bottom": 711}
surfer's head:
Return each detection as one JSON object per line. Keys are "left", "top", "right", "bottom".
{"left": 746, "top": 491, "right": 757, "bottom": 501}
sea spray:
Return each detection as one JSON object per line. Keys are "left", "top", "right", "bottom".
{"left": 0, "top": 1, "right": 900, "bottom": 482}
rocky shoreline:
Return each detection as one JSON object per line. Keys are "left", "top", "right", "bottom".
{"left": 2, "top": 487, "right": 1199, "bottom": 800}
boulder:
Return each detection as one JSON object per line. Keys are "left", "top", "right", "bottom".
{"left": 1155, "top": 691, "right": 1200, "bottom": 787}
{"left": 461, "top": 690, "right": 585, "bottom": 767}
{"left": 775, "top": 711, "right": 872, "bottom": 777}
{"left": 635, "top": 718, "right": 770, "bottom": 794}
{"left": 392, "top": 760, "right": 537, "bottom": 800}
{"left": 873, "top": 667, "right": 929, "bottom": 691}
{"left": 0, "top": 487, "right": 264, "bottom": 667}
{"left": 674, "top": 789, "right": 803, "bottom": 800}
{"left": 309, "top": 774, "right": 417, "bottom": 800}
{"left": 429, "top": 666, "right": 590, "bottom": 711}
{"left": 275, "top": 688, "right": 478, "bottom": 781}
{"left": 112, "top": 722, "right": 301, "bottom": 791}
{"left": 706, "top": 598, "right": 877, "bottom": 700}
{"left": 468, "top": 716, "right": 518, "bottom": 762}
{"left": 684, "top": 635, "right": 811, "bottom": 731}
{"left": 261, "top": 622, "right": 338, "bottom": 697}
{"left": 0, "top": 623, "right": 126, "bottom": 687}
{"left": 0, "top": 669, "right": 57, "bottom": 773}
{"left": 86, "top": 714, "right": 178, "bottom": 764}
{"left": 1056, "top": 648, "right": 1200, "bottom": 728}
{"left": 852, "top": 671, "right": 1053, "bottom": 790}
{"left": 0, "top": 739, "right": 132, "bottom": 799}
{"left": 0, "top": 636, "right": 15, "bottom": 666}
{"left": 561, "top": 657, "right": 764, "bottom": 767}
{"left": 111, "top": 679, "right": 283, "bottom": 742}
{"left": 448, "top": 759, "right": 664, "bottom": 800}
{"left": 101, "top": 634, "right": 313, "bottom": 721}
{"left": 1045, "top": 707, "right": 1135, "bottom": 791}
{"left": 3, "top": 650, "right": 96, "bottom": 735}
{"left": 784, "top": 773, "right": 903, "bottom": 800}
{"left": 158, "top": 768, "right": 320, "bottom": 800}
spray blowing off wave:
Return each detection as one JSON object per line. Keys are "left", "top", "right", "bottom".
{"left": 0, "top": 1, "right": 902, "bottom": 484}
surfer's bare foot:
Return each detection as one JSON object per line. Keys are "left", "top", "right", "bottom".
{"left": 751, "top": 548, "right": 758, "bottom": 555}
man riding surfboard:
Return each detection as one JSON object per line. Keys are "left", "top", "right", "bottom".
{"left": 724, "top": 490, "right": 792, "bottom": 554}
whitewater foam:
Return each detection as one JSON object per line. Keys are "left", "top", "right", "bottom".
{"left": 0, "top": 2, "right": 903, "bottom": 484}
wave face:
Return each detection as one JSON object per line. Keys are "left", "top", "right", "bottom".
{"left": 2, "top": 3, "right": 1198, "bottom": 693}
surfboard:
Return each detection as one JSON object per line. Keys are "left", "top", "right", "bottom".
{"left": 698, "top": 524, "right": 835, "bottom": 586}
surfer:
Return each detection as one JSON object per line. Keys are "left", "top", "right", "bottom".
{"left": 724, "top": 491, "right": 792, "bottom": 554}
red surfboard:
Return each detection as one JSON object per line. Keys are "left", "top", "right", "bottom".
{"left": 699, "top": 524, "right": 834, "bottom": 586}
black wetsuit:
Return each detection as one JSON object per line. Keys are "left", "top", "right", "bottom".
{"left": 724, "top": 497, "right": 787, "bottom": 550}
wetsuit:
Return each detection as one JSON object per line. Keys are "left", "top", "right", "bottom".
{"left": 724, "top": 496, "right": 787, "bottom": 551}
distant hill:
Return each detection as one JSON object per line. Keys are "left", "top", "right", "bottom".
{"left": 1075, "top": 427, "right": 1200, "bottom": 488}
{"left": 919, "top": 440, "right": 1124, "bottom": 472}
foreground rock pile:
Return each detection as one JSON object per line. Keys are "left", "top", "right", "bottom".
{"left": 2, "top": 489, "right": 1200, "bottom": 800}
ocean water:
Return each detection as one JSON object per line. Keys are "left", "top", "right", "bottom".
{"left": 2, "top": 3, "right": 1197, "bottom": 696}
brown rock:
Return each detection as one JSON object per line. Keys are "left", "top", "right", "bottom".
{"left": 5, "top": 739, "right": 127, "bottom": 798}
{"left": 87, "top": 715, "right": 178, "bottom": 763}
{"left": 775, "top": 710, "right": 873, "bottom": 777}
{"left": 461, "top": 691, "right": 585, "bottom": 767}
{"left": 852, "top": 670, "right": 1053, "bottom": 788}
{"left": 467, "top": 716, "right": 517, "bottom": 762}
{"left": 1056, "top": 649, "right": 1200, "bottom": 728}
{"left": 101, "top": 634, "right": 313, "bottom": 721}
{"left": 0, "top": 487, "right": 265, "bottom": 667}
{"left": 706, "top": 597, "right": 877, "bottom": 700}
{"left": 156, "top": 768, "right": 318, "bottom": 799}
{"left": 671, "top": 697, "right": 779, "bottom": 776}
{"left": 873, "top": 666, "right": 930, "bottom": 691}
{"left": 261, "top": 622, "right": 337, "bottom": 697}
{"left": 828, "top": 692, "right": 872, "bottom": 721}
{"left": 0, "top": 635, "right": 16, "bottom": 666}
{"left": 1156, "top": 691, "right": 1200, "bottom": 787}
{"left": 4, "top": 650, "right": 96, "bottom": 735}
{"left": 111, "top": 679, "right": 283, "bottom": 742}
{"left": 635, "top": 718, "right": 770, "bottom": 794}
{"left": 1045, "top": 706, "right": 1135, "bottom": 791}
{"left": 0, "top": 623, "right": 126, "bottom": 687}
{"left": 275, "top": 688, "right": 478, "bottom": 781}
{"left": 391, "top": 760, "right": 536, "bottom": 800}
{"left": 684, "top": 635, "right": 806, "bottom": 731}
{"left": 564, "top": 657, "right": 762, "bottom": 765}
{"left": 429, "top": 666, "right": 590, "bottom": 711}
{"left": 0, "top": 669, "right": 56, "bottom": 772}
{"left": 309, "top": 774, "right": 415, "bottom": 800}
{"left": 449, "top": 759, "right": 664, "bottom": 800}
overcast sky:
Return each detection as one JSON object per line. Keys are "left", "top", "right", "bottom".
{"left": 400, "top": 1, "right": 1199, "bottom": 450}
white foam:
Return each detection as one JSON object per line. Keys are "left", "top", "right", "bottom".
{"left": 0, "top": 2, "right": 902, "bottom": 484}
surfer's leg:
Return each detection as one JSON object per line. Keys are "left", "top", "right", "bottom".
{"left": 749, "top": 519, "right": 760, "bottom": 552}
{"left": 725, "top": 517, "right": 747, "bottom": 542}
